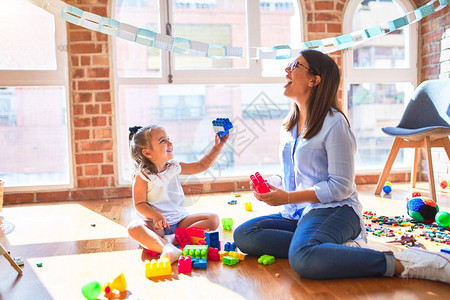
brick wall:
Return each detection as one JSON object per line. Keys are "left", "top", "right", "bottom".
{"left": 417, "top": 0, "right": 449, "bottom": 186}
{"left": 4, "top": 0, "right": 448, "bottom": 204}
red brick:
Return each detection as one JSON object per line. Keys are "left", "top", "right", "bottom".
{"left": 80, "top": 140, "right": 113, "bottom": 152}
{"left": 105, "top": 152, "right": 113, "bottom": 163}
{"left": 71, "top": 189, "right": 104, "bottom": 200}
{"left": 105, "top": 187, "right": 132, "bottom": 199}
{"left": 73, "top": 93, "right": 92, "bottom": 103}
{"left": 73, "top": 104, "right": 84, "bottom": 115}
{"left": 77, "top": 177, "right": 109, "bottom": 188}
{"left": 72, "top": 68, "right": 84, "bottom": 79}
{"left": 77, "top": 166, "right": 83, "bottom": 177}
{"left": 70, "top": 43, "right": 102, "bottom": 54}
{"left": 95, "top": 92, "right": 111, "bottom": 102}
{"left": 101, "top": 165, "right": 114, "bottom": 175}
{"left": 37, "top": 191, "right": 70, "bottom": 202}
{"left": 81, "top": 56, "right": 91, "bottom": 66}
{"left": 73, "top": 117, "right": 91, "bottom": 127}
{"left": 308, "top": 23, "right": 326, "bottom": 33}
{"left": 423, "top": 30, "right": 445, "bottom": 44}
{"left": 92, "top": 7, "right": 107, "bottom": 16}
{"left": 101, "top": 103, "right": 112, "bottom": 114}
{"left": 92, "top": 116, "right": 107, "bottom": 126}
{"left": 70, "top": 31, "right": 92, "bottom": 42}
{"left": 315, "top": 1, "right": 334, "bottom": 10}
{"left": 315, "top": 13, "right": 340, "bottom": 22}
{"left": 96, "top": 32, "right": 108, "bottom": 42}
{"left": 336, "top": 3, "right": 344, "bottom": 11}
{"left": 76, "top": 153, "right": 104, "bottom": 164}
{"left": 88, "top": 67, "right": 110, "bottom": 78}
{"left": 85, "top": 104, "right": 100, "bottom": 114}
{"left": 78, "top": 80, "right": 110, "bottom": 91}
{"left": 74, "top": 129, "right": 90, "bottom": 141}
{"left": 93, "top": 128, "right": 112, "bottom": 139}
{"left": 210, "top": 181, "right": 235, "bottom": 193}
{"left": 327, "top": 23, "right": 341, "bottom": 33}
{"left": 85, "top": 165, "right": 99, "bottom": 176}
{"left": 93, "top": 55, "right": 109, "bottom": 66}
{"left": 4, "top": 193, "right": 34, "bottom": 205}
{"left": 71, "top": 56, "right": 79, "bottom": 66}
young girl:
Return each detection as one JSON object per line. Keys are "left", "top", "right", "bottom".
{"left": 128, "top": 125, "right": 228, "bottom": 263}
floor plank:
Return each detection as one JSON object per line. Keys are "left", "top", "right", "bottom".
{"left": 1, "top": 182, "right": 449, "bottom": 299}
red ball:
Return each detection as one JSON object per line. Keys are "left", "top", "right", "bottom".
{"left": 440, "top": 180, "right": 448, "bottom": 189}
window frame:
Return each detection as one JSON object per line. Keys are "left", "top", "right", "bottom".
{"left": 113, "top": 0, "right": 304, "bottom": 185}
{"left": 342, "top": 0, "right": 418, "bottom": 174}
{"left": 0, "top": 6, "right": 72, "bottom": 192}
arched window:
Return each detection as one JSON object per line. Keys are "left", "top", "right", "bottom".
{"left": 343, "top": 0, "right": 418, "bottom": 171}
{"left": 0, "top": 0, "right": 71, "bottom": 190}
{"left": 114, "top": 0, "right": 303, "bottom": 183}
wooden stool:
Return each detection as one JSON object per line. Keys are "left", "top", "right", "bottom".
{"left": 0, "top": 242, "right": 23, "bottom": 275}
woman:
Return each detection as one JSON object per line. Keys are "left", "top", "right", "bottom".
{"left": 233, "top": 49, "right": 449, "bottom": 283}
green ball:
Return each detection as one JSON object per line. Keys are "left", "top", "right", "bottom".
{"left": 435, "top": 211, "right": 450, "bottom": 228}
{"left": 81, "top": 281, "right": 101, "bottom": 300}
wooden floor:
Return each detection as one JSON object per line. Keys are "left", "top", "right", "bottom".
{"left": 1, "top": 182, "right": 449, "bottom": 300}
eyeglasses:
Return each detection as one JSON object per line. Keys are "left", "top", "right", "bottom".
{"left": 287, "top": 60, "right": 318, "bottom": 75}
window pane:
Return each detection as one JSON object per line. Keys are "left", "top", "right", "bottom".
{"left": 260, "top": 0, "right": 301, "bottom": 76}
{"left": 172, "top": 0, "right": 247, "bottom": 69}
{"left": 352, "top": 0, "right": 408, "bottom": 68}
{"left": 0, "top": 0, "right": 56, "bottom": 70}
{"left": 115, "top": 0, "right": 161, "bottom": 77}
{"left": 117, "top": 84, "right": 290, "bottom": 183}
{"left": 0, "top": 87, "right": 70, "bottom": 187}
{"left": 347, "top": 82, "right": 414, "bottom": 170}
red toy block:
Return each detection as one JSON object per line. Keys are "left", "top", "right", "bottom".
{"left": 175, "top": 227, "right": 192, "bottom": 248}
{"left": 250, "top": 172, "right": 271, "bottom": 193}
{"left": 145, "top": 249, "right": 160, "bottom": 256}
{"left": 208, "top": 247, "right": 220, "bottom": 262}
{"left": 178, "top": 256, "right": 192, "bottom": 274}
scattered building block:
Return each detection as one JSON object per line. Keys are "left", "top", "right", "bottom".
{"left": 145, "top": 257, "right": 172, "bottom": 277}
{"left": 222, "top": 256, "right": 239, "bottom": 266}
{"left": 183, "top": 245, "right": 209, "bottom": 259}
{"left": 258, "top": 254, "right": 275, "bottom": 266}
{"left": 178, "top": 256, "right": 192, "bottom": 274}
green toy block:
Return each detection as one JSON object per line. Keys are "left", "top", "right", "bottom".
{"left": 222, "top": 218, "right": 233, "bottom": 231}
{"left": 222, "top": 255, "right": 239, "bottom": 266}
{"left": 182, "top": 245, "right": 209, "bottom": 259}
{"left": 258, "top": 254, "right": 275, "bottom": 265}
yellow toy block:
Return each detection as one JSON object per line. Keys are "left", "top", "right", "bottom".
{"left": 218, "top": 250, "right": 229, "bottom": 260}
{"left": 145, "top": 258, "right": 172, "bottom": 277}
{"left": 228, "top": 251, "right": 245, "bottom": 261}
{"left": 244, "top": 202, "right": 252, "bottom": 211}
{"left": 110, "top": 273, "right": 127, "bottom": 292}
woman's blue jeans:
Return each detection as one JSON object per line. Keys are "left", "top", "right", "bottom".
{"left": 233, "top": 205, "right": 393, "bottom": 279}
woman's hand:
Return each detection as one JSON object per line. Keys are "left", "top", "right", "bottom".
{"left": 253, "top": 183, "right": 289, "bottom": 206}
{"left": 152, "top": 212, "right": 169, "bottom": 230}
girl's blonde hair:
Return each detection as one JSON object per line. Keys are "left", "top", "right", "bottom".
{"left": 128, "top": 125, "right": 163, "bottom": 176}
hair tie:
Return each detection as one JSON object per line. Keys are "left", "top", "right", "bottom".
{"left": 129, "top": 126, "right": 142, "bottom": 135}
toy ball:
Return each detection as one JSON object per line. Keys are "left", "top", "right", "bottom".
{"left": 382, "top": 181, "right": 392, "bottom": 194}
{"left": 81, "top": 281, "right": 101, "bottom": 300}
{"left": 435, "top": 211, "right": 450, "bottom": 228}
{"left": 440, "top": 180, "right": 448, "bottom": 189}
{"left": 407, "top": 197, "right": 439, "bottom": 223}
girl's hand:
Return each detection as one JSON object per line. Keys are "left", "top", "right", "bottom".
{"left": 152, "top": 212, "right": 169, "bottom": 230}
{"left": 253, "top": 183, "right": 289, "bottom": 206}
{"left": 214, "top": 133, "right": 229, "bottom": 149}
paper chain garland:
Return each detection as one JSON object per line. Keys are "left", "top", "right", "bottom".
{"left": 28, "top": 0, "right": 448, "bottom": 59}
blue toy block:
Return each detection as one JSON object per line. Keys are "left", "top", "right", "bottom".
{"left": 204, "top": 231, "right": 220, "bottom": 249}
{"left": 224, "top": 242, "right": 236, "bottom": 252}
{"left": 212, "top": 118, "right": 233, "bottom": 137}
{"left": 192, "top": 258, "right": 207, "bottom": 269}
